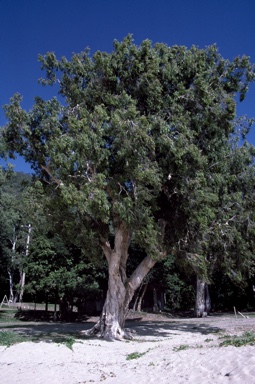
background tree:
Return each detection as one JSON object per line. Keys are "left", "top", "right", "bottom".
{"left": 0, "top": 169, "right": 31, "bottom": 302}
{"left": 1, "top": 36, "right": 255, "bottom": 339}
{"left": 169, "top": 136, "right": 255, "bottom": 316}
{"left": 24, "top": 228, "right": 106, "bottom": 319}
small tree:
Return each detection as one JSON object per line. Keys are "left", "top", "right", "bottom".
{"left": 0, "top": 169, "right": 31, "bottom": 302}
{"left": 24, "top": 226, "right": 105, "bottom": 318}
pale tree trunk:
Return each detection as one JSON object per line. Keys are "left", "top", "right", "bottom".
{"left": 86, "top": 223, "right": 166, "bottom": 340}
{"left": 196, "top": 276, "right": 211, "bottom": 317}
{"left": 8, "top": 270, "right": 14, "bottom": 303}
{"left": 19, "top": 224, "right": 32, "bottom": 303}
{"left": 9, "top": 228, "right": 18, "bottom": 303}
{"left": 18, "top": 272, "right": 26, "bottom": 302}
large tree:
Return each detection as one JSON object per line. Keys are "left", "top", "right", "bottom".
{"left": 1, "top": 36, "right": 255, "bottom": 339}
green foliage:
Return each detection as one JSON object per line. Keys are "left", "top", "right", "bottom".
{"left": 173, "top": 344, "right": 190, "bottom": 352}
{"left": 61, "top": 336, "right": 76, "bottom": 350}
{"left": 24, "top": 229, "right": 105, "bottom": 304}
{"left": 0, "top": 331, "right": 30, "bottom": 346}
{"left": 219, "top": 332, "right": 255, "bottom": 347}
{"left": 0, "top": 310, "right": 19, "bottom": 323}
{"left": 126, "top": 350, "right": 149, "bottom": 360}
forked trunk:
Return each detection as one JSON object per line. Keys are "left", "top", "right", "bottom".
{"left": 87, "top": 225, "right": 134, "bottom": 340}
{"left": 86, "top": 223, "right": 165, "bottom": 340}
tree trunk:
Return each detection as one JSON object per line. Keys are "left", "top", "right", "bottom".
{"left": 153, "top": 288, "right": 158, "bottom": 312}
{"left": 9, "top": 227, "right": 18, "bottom": 303}
{"left": 160, "top": 292, "right": 165, "bottom": 311}
{"left": 45, "top": 298, "right": 48, "bottom": 312}
{"left": 15, "top": 271, "right": 26, "bottom": 303}
{"left": 137, "top": 281, "right": 148, "bottom": 312}
{"left": 132, "top": 290, "right": 140, "bottom": 311}
{"left": 87, "top": 280, "right": 130, "bottom": 340}
{"left": 8, "top": 270, "right": 14, "bottom": 303}
{"left": 132, "top": 281, "right": 148, "bottom": 311}
{"left": 53, "top": 301, "right": 58, "bottom": 321}
{"left": 86, "top": 223, "right": 165, "bottom": 340}
{"left": 196, "top": 276, "right": 211, "bottom": 317}
{"left": 205, "top": 283, "right": 211, "bottom": 313}
{"left": 19, "top": 224, "right": 32, "bottom": 303}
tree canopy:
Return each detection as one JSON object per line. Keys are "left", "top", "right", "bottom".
{"left": 1, "top": 35, "right": 255, "bottom": 338}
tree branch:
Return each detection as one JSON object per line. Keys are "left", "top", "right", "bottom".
{"left": 41, "top": 164, "right": 63, "bottom": 187}
{"left": 128, "top": 250, "right": 166, "bottom": 292}
{"left": 100, "top": 238, "right": 112, "bottom": 263}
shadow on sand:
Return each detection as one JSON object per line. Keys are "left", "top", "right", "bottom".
{"left": 0, "top": 315, "right": 223, "bottom": 344}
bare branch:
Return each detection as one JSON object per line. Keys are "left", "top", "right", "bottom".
{"left": 41, "top": 164, "right": 63, "bottom": 187}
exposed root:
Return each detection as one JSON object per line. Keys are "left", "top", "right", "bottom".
{"left": 122, "top": 329, "right": 134, "bottom": 340}
{"left": 80, "top": 322, "right": 135, "bottom": 341}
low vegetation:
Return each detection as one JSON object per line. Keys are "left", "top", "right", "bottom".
{"left": 0, "top": 331, "right": 30, "bottom": 347}
{"left": 219, "top": 332, "right": 255, "bottom": 347}
{"left": 0, "top": 308, "right": 78, "bottom": 349}
{"left": 0, "top": 329, "right": 78, "bottom": 350}
{"left": 126, "top": 350, "right": 150, "bottom": 360}
{"left": 173, "top": 344, "right": 190, "bottom": 352}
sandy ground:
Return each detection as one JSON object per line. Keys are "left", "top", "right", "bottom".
{"left": 0, "top": 313, "right": 255, "bottom": 384}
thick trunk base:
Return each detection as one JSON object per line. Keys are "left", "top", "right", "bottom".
{"left": 85, "top": 310, "right": 134, "bottom": 340}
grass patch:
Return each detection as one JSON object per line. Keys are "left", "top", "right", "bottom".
{"left": 59, "top": 336, "right": 76, "bottom": 350}
{"left": 219, "top": 332, "right": 255, "bottom": 347}
{"left": 126, "top": 350, "right": 149, "bottom": 360}
{"left": 173, "top": 344, "right": 190, "bottom": 352}
{"left": 0, "top": 309, "right": 20, "bottom": 323}
{"left": 0, "top": 331, "right": 78, "bottom": 349}
{"left": 0, "top": 331, "right": 31, "bottom": 347}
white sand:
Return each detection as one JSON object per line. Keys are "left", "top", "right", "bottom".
{"left": 0, "top": 315, "right": 255, "bottom": 383}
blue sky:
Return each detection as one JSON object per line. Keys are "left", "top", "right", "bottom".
{"left": 1, "top": 0, "right": 255, "bottom": 173}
